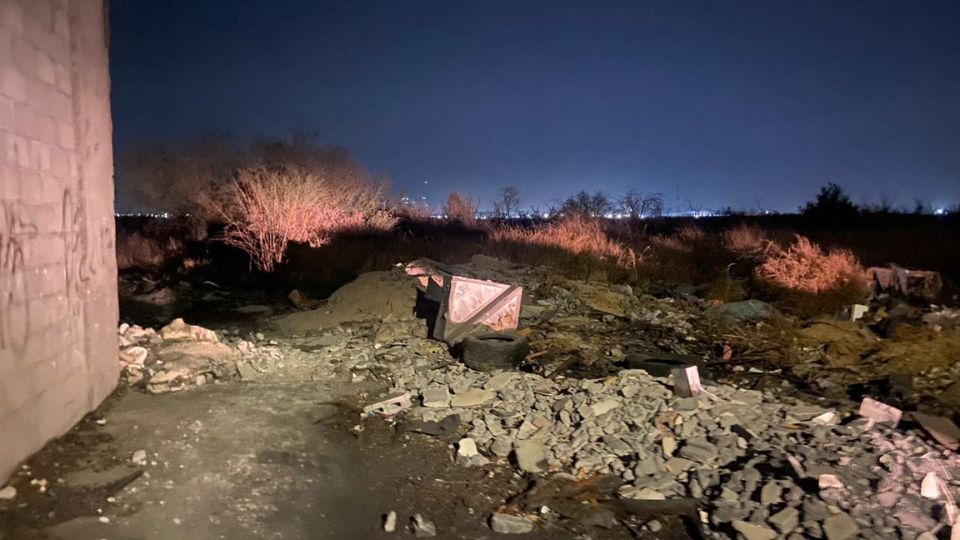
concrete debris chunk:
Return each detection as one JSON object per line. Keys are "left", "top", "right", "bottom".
{"left": 822, "top": 512, "right": 859, "bottom": 540}
{"left": 457, "top": 438, "right": 479, "bottom": 458}
{"left": 410, "top": 514, "right": 436, "bottom": 537}
{"left": 420, "top": 386, "right": 451, "bottom": 408}
{"left": 363, "top": 392, "right": 413, "bottom": 417}
{"left": 514, "top": 440, "right": 548, "bottom": 473}
{"left": 0, "top": 485, "right": 16, "bottom": 501}
{"left": 731, "top": 519, "right": 777, "bottom": 540}
{"left": 490, "top": 512, "right": 535, "bottom": 534}
{"left": 818, "top": 474, "right": 844, "bottom": 490}
{"left": 768, "top": 507, "right": 800, "bottom": 533}
{"left": 920, "top": 472, "right": 940, "bottom": 499}
{"left": 858, "top": 397, "right": 902, "bottom": 427}
{"left": 383, "top": 510, "right": 397, "bottom": 533}
{"left": 912, "top": 412, "right": 960, "bottom": 450}
{"left": 451, "top": 388, "right": 496, "bottom": 408}
{"left": 671, "top": 365, "right": 702, "bottom": 398}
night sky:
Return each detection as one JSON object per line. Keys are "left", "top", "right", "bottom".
{"left": 109, "top": 0, "right": 960, "bottom": 213}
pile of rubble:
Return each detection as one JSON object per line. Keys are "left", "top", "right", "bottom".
{"left": 115, "top": 256, "right": 960, "bottom": 538}
{"left": 376, "top": 351, "right": 960, "bottom": 539}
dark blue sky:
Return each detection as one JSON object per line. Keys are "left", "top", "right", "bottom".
{"left": 110, "top": 0, "right": 960, "bottom": 212}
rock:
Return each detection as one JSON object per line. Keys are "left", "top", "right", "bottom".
{"left": 705, "top": 300, "right": 777, "bottom": 324}
{"left": 119, "top": 346, "right": 148, "bottom": 366}
{"left": 491, "top": 438, "right": 513, "bottom": 458}
{"left": 760, "top": 481, "right": 782, "bottom": 505}
{"left": 288, "top": 289, "right": 315, "bottom": 309}
{"left": 768, "top": 507, "right": 800, "bottom": 533}
{"left": 646, "top": 519, "right": 662, "bottom": 532}
{"left": 515, "top": 440, "right": 548, "bottom": 473}
{"left": 384, "top": 510, "right": 397, "bottom": 533}
{"left": 410, "top": 514, "right": 436, "bottom": 537}
{"left": 591, "top": 399, "right": 620, "bottom": 417}
{"left": 131, "top": 449, "right": 147, "bottom": 465}
{"left": 421, "top": 386, "right": 451, "bottom": 408}
{"left": 823, "top": 513, "right": 858, "bottom": 540}
{"left": 623, "top": 487, "right": 666, "bottom": 500}
{"left": 818, "top": 474, "right": 844, "bottom": 490}
{"left": 490, "top": 513, "right": 534, "bottom": 534}
{"left": 457, "top": 438, "right": 479, "bottom": 458}
{"left": 160, "top": 318, "right": 218, "bottom": 342}
{"left": 236, "top": 361, "right": 261, "bottom": 381}
{"left": 0, "top": 485, "right": 16, "bottom": 500}
{"left": 920, "top": 472, "right": 940, "bottom": 499}
{"left": 731, "top": 519, "right": 777, "bottom": 540}
{"left": 679, "top": 437, "right": 718, "bottom": 463}
{"left": 662, "top": 435, "right": 677, "bottom": 457}
{"left": 451, "top": 388, "right": 496, "bottom": 408}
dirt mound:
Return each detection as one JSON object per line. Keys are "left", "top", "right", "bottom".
{"left": 274, "top": 271, "right": 419, "bottom": 334}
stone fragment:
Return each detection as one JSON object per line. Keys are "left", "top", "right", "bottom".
{"left": 451, "top": 389, "right": 495, "bottom": 408}
{"left": 760, "top": 481, "right": 782, "bottom": 505}
{"left": 822, "top": 512, "right": 858, "bottom": 540}
{"left": 491, "top": 438, "right": 512, "bottom": 458}
{"left": 672, "top": 365, "right": 702, "bottom": 398}
{"left": 920, "top": 472, "right": 940, "bottom": 499}
{"left": 591, "top": 399, "right": 620, "bottom": 417}
{"left": 818, "top": 474, "right": 844, "bottom": 490}
{"left": 768, "top": 507, "right": 800, "bottom": 533}
{"left": 731, "top": 519, "right": 777, "bottom": 540}
{"left": 457, "top": 438, "right": 479, "bottom": 458}
{"left": 514, "top": 440, "right": 548, "bottom": 473}
{"left": 410, "top": 514, "right": 436, "bottom": 537}
{"left": 662, "top": 435, "right": 677, "bottom": 457}
{"left": 490, "top": 513, "right": 534, "bottom": 534}
{"left": 119, "top": 346, "right": 148, "bottom": 366}
{"left": 384, "top": 511, "right": 397, "bottom": 532}
{"left": 131, "top": 449, "right": 147, "bottom": 465}
{"left": 679, "top": 437, "right": 718, "bottom": 463}
{"left": 421, "top": 387, "right": 450, "bottom": 408}
{"left": 0, "top": 486, "right": 16, "bottom": 500}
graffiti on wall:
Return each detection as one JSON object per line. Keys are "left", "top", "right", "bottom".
{"left": 0, "top": 203, "right": 37, "bottom": 353}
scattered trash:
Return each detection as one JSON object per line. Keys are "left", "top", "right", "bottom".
{"left": 858, "top": 397, "right": 902, "bottom": 427}
{"left": 848, "top": 304, "right": 869, "bottom": 321}
{"left": 461, "top": 332, "right": 530, "bottom": 372}
{"left": 362, "top": 392, "right": 413, "bottom": 418}
{"left": 671, "top": 365, "right": 702, "bottom": 398}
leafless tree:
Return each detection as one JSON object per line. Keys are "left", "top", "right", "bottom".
{"left": 493, "top": 186, "right": 521, "bottom": 218}
{"left": 560, "top": 190, "right": 613, "bottom": 217}
{"left": 619, "top": 190, "right": 664, "bottom": 219}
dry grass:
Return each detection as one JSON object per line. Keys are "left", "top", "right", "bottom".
{"left": 115, "top": 232, "right": 183, "bottom": 270}
{"left": 218, "top": 166, "right": 394, "bottom": 271}
{"left": 723, "top": 224, "right": 770, "bottom": 257}
{"left": 489, "top": 216, "right": 638, "bottom": 269}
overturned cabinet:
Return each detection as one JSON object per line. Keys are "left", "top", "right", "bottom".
{"left": 407, "top": 259, "right": 523, "bottom": 344}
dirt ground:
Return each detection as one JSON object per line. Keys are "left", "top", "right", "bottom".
{"left": 0, "top": 375, "right": 684, "bottom": 540}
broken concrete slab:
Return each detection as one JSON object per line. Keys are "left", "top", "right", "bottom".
{"left": 912, "top": 412, "right": 960, "bottom": 450}
{"left": 514, "top": 440, "right": 548, "bottom": 473}
{"left": 489, "top": 513, "right": 534, "bottom": 534}
{"left": 451, "top": 388, "right": 496, "bottom": 408}
{"left": 858, "top": 397, "right": 902, "bottom": 427}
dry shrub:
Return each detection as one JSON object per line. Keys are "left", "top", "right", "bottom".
{"left": 489, "top": 216, "right": 638, "bottom": 269}
{"left": 757, "top": 235, "right": 864, "bottom": 293}
{"left": 723, "top": 224, "right": 769, "bottom": 257}
{"left": 116, "top": 232, "right": 183, "bottom": 270}
{"left": 445, "top": 192, "right": 477, "bottom": 225}
{"left": 219, "top": 166, "right": 393, "bottom": 271}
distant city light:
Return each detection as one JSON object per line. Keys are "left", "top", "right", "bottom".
{"left": 935, "top": 208, "right": 946, "bottom": 216}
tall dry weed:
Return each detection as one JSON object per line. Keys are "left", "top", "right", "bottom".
{"left": 757, "top": 235, "right": 864, "bottom": 293}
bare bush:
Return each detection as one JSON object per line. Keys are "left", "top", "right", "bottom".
{"left": 445, "top": 192, "right": 477, "bottom": 224}
{"left": 219, "top": 166, "right": 392, "bottom": 271}
{"left": 757, "top": 235, "right": 864, "bottom": 293}
{"left": 560, "top": 191, "right": 614, "bottom": 218}
{"left": 493, "top": 186, "right": 521, "bottom": 218}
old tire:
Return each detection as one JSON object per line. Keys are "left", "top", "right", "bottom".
{"left": 462, "top": 332, "right": 530, "bottom": 372}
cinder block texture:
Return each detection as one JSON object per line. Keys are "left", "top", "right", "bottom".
{"left": 0, "top": 0, "right": 117, "bottom": 483}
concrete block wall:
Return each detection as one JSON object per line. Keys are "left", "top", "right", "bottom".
{"left": 0, "top": 0, "right": 118, "bottom": 482}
